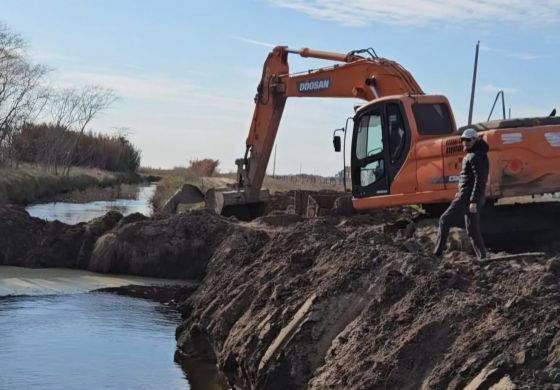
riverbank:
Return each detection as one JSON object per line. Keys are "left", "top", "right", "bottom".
{"left": 3, "top": 203, "right": 560, "bottom": 388}
{"left": 0, "top": 164, "right": 142, "bottom": 205}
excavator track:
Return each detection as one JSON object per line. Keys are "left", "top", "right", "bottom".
{"left": 481, "top": 201, "right": 560, "bottom": 253}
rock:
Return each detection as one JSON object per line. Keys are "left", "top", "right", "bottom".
{"left": 489, "top": 375, "right": 516, "bottom": 390}
{"left": 514, "top": 350, "right": 527, "bottom": 365}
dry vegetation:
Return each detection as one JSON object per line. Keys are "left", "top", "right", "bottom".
{"left": 0, "top": 164, "right": 139, "bottom": 205}
{"left": 14, "top": 123, "right": 141, "bottom": 173}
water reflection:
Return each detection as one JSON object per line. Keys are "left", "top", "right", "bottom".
{"left": 0, "top": 293, "right": 188, "bottom": 390}
{"left": 26, "top": 184, "right": 156, "bottom": 224}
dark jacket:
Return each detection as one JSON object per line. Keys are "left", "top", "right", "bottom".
{"left": 458, "top": 139, "right": 489, "bottom": 204}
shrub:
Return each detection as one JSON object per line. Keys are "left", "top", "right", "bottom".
{"left": 186, "top": 158, "right": 219, "bottom": 178}
{"left": 12, "top": 123, "right": 141, "bottom": 172}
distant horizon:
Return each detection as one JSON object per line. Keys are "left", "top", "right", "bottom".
{"left": 2, "top": 0, "right": 558, "bottom": 175}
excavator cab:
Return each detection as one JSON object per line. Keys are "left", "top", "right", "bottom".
{"left": 350, "top": 95, "right": 459, "bottom": 210}
{"left": 351, "top": 98, "right": 410, "bottom": 199}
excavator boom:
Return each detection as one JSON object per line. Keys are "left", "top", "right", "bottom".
{"left": 215, "top": 46, "right": 424, "bottom": 217}
{"left": 195, "top": 45, "right": 560, "bottom": 222}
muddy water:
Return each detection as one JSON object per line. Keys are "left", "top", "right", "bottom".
{"left": 25, "top": 184, "right": 156, "bottom": 224}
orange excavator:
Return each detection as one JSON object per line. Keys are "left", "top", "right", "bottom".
{"left": 205, "top": 46, "right": 560, "bottom": 220}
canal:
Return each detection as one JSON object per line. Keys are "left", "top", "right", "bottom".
{"left": 1, "top": 184, "right": 224, "bottom": 389}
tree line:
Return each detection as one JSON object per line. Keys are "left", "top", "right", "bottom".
{"left": 0, "top": 23, "right": 140, "bottom": 173}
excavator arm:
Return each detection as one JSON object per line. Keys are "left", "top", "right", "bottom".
{"left": 235, "top": 46, "right": 424, "bottom": 209}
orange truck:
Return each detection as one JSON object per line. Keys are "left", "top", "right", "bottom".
{"left": 208, "top": 46, "right": 560, "bottom": 218}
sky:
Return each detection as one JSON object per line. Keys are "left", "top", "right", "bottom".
{"left": 1, "top": 0, "right": 559, "bottom": 176}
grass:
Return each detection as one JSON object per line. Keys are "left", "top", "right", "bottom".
{"left": 0, "top": 164, "right": 141, "bottom": 205}
{"left": 51, "top": 183, "right": 140, "bottom": 203}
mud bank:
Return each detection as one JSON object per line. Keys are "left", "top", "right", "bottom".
{"left": 4, "top": 204, "right": 560, "bottom": 388}
{"left": 170, "top": 210, "right": 560, "bottom": 389}
{"left": 0, "top": 205, "right": 230, "bottom": 279}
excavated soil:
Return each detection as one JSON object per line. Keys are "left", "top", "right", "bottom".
{"left": 171, "top": 208, "right": 560, "bottom": 390}
{"left": 3, "top": 202, "right": 560, "bottom": 389}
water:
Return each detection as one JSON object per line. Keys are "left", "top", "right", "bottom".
{"left": 0, "top": 293, "right": 188, "bottom": 390}
{"left": 0, "top": 266, "right": 191, "bottom": 296}
{"left": 25, "top": 184, "right": 156, "bottom": 224}
{"left": 8, "top": 184, "right": 227, "bottom": 390}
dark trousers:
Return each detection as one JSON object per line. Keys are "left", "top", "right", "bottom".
{"left": 434, "top": 197, "right": 487, "bottom": 259}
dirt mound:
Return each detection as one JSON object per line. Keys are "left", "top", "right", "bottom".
{"left": 88, "top": 209, "right": 234, "bottom": 278}
{"left": 0, "top": 205, "right": 120, "bottom": 268}
{"left": 175, "top": 210, "right": 560, "bottom": 389}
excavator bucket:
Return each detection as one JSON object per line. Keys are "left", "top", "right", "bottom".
{"left": 205, "top": 187, "right": 270, "bottom": 221}
{"left": 162, "top": 184, "right": 205, "bottom": 214}
{"left": 162, "top": 184, "right": 269, "bottom": 220}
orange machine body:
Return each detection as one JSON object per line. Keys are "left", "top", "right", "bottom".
{"left": 234, "top": 45, "right": 560, "bottom": 213}
{"left": 352, "top": 101, "right": 560, "bottom": 210}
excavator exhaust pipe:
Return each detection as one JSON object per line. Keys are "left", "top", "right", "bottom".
{"left": 205, "top": 187, "right": 270, "bottom": 221}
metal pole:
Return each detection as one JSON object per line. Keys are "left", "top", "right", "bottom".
{"left": 501, "top": 92, "right": 506, "bottom": 120}
{"left": 272, "top": 144, "right": 277, "bottom": 178}
{"left": 468, "top": 41, "right": 480, "bottom": 126}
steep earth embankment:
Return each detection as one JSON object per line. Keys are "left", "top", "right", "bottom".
{"left": 171, "top": 210, "right": 560, "bottom": 389}
{"left": 3, "top": 204, "right": 560, "bottom": 388}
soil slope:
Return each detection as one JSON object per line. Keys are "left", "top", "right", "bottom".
{"left": 3, "top": 203, "right": 560, "bottom": 388}
{"left": 172, "top": 210, "right": 560, "bottom": 389}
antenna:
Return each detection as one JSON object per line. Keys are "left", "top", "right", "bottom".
{"left": 468, "top": 41, "right": 480, "bottom": 125}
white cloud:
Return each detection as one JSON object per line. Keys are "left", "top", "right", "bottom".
{"left": 506, "top": 51, "right": 548, "bottom": 61}
{"left": 51, "top": 70, "right": 248, "bottom": 112}
{"left": 232, "top": 36, "right": 276, "bottom": 48}
{"left": 29, "top": 48, "right": 71, "bottom": 63}
{"left": 266, "top": 0, "right": 560, "bottom": 26}
{"left": 481, "top": 84, "right": 518, "bottom": 94}
{"left": 480, "top": 46, "right": 547, "bottom": 61}
{"left": 53, "top": 71, "right": 196, "bottom": 100}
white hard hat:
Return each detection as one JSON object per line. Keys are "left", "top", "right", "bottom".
{"left": 461, "top": 128, "right": 479, "bottom": 140}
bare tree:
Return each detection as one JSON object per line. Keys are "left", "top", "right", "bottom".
{"left": 62, "top": 85, "right": 118, "bottom": 174}
{"left": 49, "top": 87, "right": 81, "bottom": 128}
{"left": 0, "top": 23, "right": 48, "bottom": 165}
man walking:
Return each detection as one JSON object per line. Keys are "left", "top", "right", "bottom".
{"left": 434, "top": 128, "right": 489, "bottom": 259}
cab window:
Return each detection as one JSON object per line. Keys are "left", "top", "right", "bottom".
{"left": 387, "top": 104, "right": 405, "bottom": 163}
{"left": 355, "top": 113, "right": 385, "bottom": 187}
{"left": 412, "top": 103, "right": 453, "bottom": 135}
{"left": 355, "top": 114, "right": 383, "bottom": 160}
